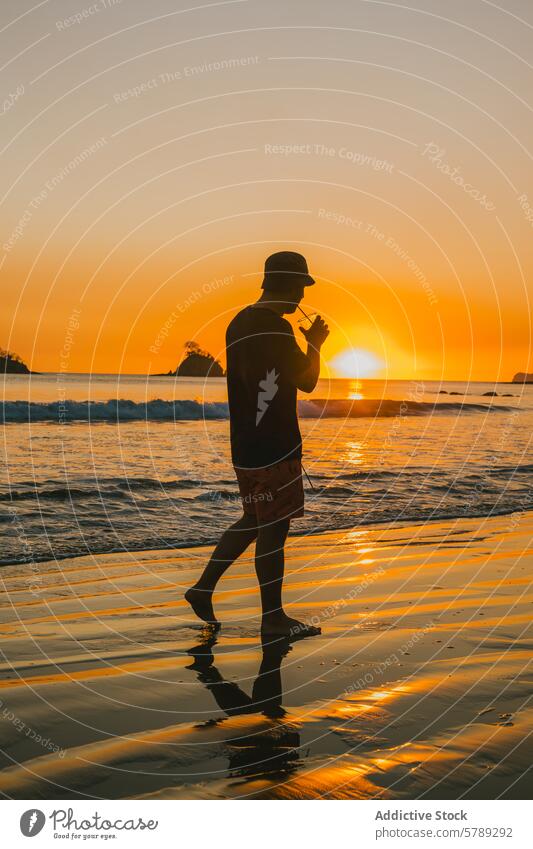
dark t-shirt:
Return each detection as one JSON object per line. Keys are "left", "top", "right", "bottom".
{"left": 226, "top": 305, "right": 309, "bottom": 468}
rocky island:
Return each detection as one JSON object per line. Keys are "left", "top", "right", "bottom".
{"left": 155, "top": 341, "right": 224, "bottom": 378}
{"left": 1, "top": 349, "right": 33, "bottom": 374}
{"left": 512, "top": 372, "right": 533, "bottom": 384}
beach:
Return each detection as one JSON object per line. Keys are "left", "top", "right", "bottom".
{"left": 0, "top": 510, "right": 531, "bottom": 800}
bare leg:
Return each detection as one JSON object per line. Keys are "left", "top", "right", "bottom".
{"left": 185, "top": 512, "right": 258, "bottom": 623}
{"left": 255, "top": 519, "right": 321, "bottom": 638}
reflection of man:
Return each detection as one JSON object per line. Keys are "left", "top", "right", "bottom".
{"left": 186, "top": 633, "right": 300, "bottom": 779}
{"left": 186, "top": 251, "right": 329, "bottom": 637}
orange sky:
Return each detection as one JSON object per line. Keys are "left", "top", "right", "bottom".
{"left": 1, "top": 0, "right": 531, "bottom": 380}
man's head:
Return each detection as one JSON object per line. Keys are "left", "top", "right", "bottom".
{"left": 260, "top": 251, "right": 314, "bottom": 314}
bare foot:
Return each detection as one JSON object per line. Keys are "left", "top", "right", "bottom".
{"left": 184, "top": 587, "right": 218, "bottom": 624}
{"left": 261, "top": 614, "right": 321, "bottom": 640}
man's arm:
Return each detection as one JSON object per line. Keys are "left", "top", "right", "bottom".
{"left": 295, "top": 316, "right": 329, "bottom": 393}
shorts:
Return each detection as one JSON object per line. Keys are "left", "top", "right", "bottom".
{"left": 234, "top": 458, "right": 304, "bottom": 523}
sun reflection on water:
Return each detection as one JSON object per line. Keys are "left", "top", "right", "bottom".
{"left": 345, "top": 440, "right": 364, "bottom": 466}
{"left": 348, "top": 379, "right": 364, "bottom": 400}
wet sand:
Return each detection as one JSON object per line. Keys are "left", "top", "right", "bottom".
{"left": 0, "top": 511, "right": 531, "bottom": 800}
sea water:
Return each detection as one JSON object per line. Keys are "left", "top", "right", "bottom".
{"left": 1, "top": 374, "right": 532, "bottom": 565}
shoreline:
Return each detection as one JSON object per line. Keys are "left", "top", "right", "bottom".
{"left": 1, "top": 504, "right": 531, "bottom": 569}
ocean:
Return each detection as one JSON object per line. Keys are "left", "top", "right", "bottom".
{"left": 1, "top": 373, "right": 532, "bottom": 566}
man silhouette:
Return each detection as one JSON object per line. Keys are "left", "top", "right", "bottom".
{"left": 186, "top": 251, "right": 329, "bottom": 636}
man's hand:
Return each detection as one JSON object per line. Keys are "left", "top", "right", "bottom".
{"left": 296, "top": 315, "right": 329, "bottom": 392}
{"left": 299, "top": 315, "right": 329, "bottom": 350}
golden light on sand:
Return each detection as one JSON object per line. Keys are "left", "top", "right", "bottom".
{"left": 369, "top": 691, "right": 391, "bottom": 701}
{"left": 330, "top": 348, "right": 383, "bottom": 378}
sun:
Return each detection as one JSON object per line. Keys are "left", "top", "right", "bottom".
{"left": 329, "top": 348, "right": 383, "bottom": 378}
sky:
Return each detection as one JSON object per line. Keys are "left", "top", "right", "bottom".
{"left": 1, "top": 0, "right": 532, "bottom": 380}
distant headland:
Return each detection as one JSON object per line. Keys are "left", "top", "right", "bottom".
{"left": 153, "top": 341, "right": 224, "bottom": 378}
{"left": 512, "top": 372, "right": 533, "bottom": 383}
{"left": 1, "top": 349, "right": 35, "bottom": 374}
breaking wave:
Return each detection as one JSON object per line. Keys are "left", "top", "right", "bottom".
{"left": 1, "top": 397, "right": 517, "bottom": 423}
